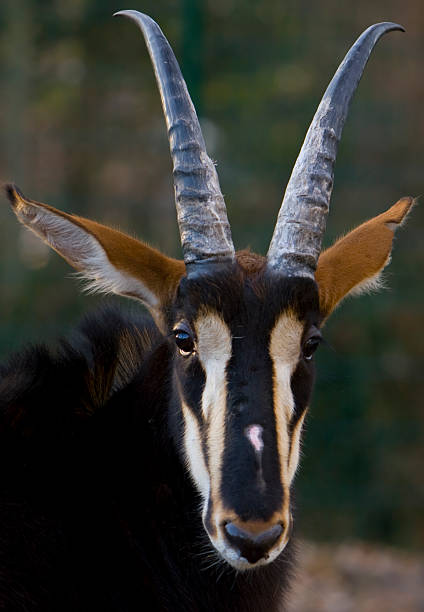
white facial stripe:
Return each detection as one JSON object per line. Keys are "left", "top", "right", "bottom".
{"left": 288, "top": 410, "right": 307, "bottom": 484}
{"left": 182, "top": 400, "right": 210, "bottom": 500}
{"left": 194, "top": 312, "right": 232, "bottom": 511}
{"left": 195, "top": 312, "right": 232, "bottom": 421}
{"left": 269, "top": 311, "right": 303, "bottom": 506}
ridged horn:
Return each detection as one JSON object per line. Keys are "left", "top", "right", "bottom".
{"left": 114, "top": 10, "right": 235, "bottom": 271}
{"left": 267, "top": 22, "right": 404, "bottom": 278}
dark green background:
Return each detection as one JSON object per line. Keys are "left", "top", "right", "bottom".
{"left": 1, "top": 0, "right": 423, "bottom": 549}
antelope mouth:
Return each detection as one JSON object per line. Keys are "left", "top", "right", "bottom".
{"left": 216, "top": 535, "right": 290, "bottom": 571}
{"left": 205, "top": 517, "right": 291, "bottom": 571}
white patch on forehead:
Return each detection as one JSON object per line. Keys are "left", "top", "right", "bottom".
{"left": 269, "top": 310, "right": 303, "bottom": 509}
{"left": 246, "top": 424, "right": 264, "bottom": 453}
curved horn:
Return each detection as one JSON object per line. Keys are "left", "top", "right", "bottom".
{"left": 114, "top": 10, "right": 235, "bottom": 270}
{"left": 267, "top": 22, "right": 404, "bottom": 278}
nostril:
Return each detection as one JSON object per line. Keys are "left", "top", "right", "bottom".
{"left": 224, "top": 522, "right": 283, "bottom": 564}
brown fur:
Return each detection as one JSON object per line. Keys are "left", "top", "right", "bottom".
{"left": 7, "top": 185, "right": 185, "bottom": 306}
{"left": 236, "top": 250, "right": 266, "bottom": 275}
{"left": 71, "top": 216, "right": 185, "bottom": 305}
{"left": 6, "top": 185, "right": 414, "bottom": 324}
{"left": 315, "top": 197, "right": 414, "bottom": 319}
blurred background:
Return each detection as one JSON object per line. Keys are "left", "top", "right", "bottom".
{"left": 1, "top": 0, "right": 423, "bottom": 607}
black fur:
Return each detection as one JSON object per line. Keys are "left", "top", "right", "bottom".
{"left": 0, "top": 267, "right": 319, "bottom": 611}
{"left": 0, "top": 306, "right": 294, "bottom": 611}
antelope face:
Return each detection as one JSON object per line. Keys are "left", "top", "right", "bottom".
{"left": 171, "top": 262, "right": 320, "bottom": 569}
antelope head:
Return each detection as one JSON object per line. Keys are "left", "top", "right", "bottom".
{"left": 6, "top": 12, "right": 412, "bottom": 570}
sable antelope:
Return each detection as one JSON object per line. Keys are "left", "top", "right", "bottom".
{"left": 1, "top": 11, "right": 412, "bottom": 612}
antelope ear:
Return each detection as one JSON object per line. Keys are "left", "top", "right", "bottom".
{"left": 315, "top": 197, "right": 414, "bottom": 321}
{"left": 6, "top": 185, "right": 185, "bottom": 323}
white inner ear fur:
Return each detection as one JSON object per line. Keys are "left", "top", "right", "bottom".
{"left": 347, "top": 252, "right": 392, "bottom": 299}
{"left": 15, "top": 201, "right": 159, "bottom": 308}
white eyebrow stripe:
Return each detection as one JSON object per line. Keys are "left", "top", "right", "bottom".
{"left": 195, "top": 312, "right": 232, "bottom": 421}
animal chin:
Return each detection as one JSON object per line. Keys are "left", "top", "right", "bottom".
{"left": 208, "top": 529, "right": 289, "bottom": 571}
{"left": 219, "top": 540, "right": 288, "bottom": 571}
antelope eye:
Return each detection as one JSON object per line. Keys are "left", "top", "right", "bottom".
{"left": 302, "top": 336, "right": 322, "bottom": 361}
{"left": 174, "top": 330, "right": 195, "bottom": 357}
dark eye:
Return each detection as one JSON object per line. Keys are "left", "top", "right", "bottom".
{"left": 302, "top": 336, "right": 322, "bottom": 361}
{"left": 174, "top": 330, "right": 195, "bottom": 357}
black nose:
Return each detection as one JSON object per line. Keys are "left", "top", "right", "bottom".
{"left": 224, "top": 522, "right": 283, "bottom": 564}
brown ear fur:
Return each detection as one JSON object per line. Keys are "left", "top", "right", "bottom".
{"left": 69, "top": 216, "right": 186, "bottom": 306}
{"left": 316, "top": 197, "right": 414, "bottom": 320}
{"left": 6, "top": 184, "right": 185, "bottom": 311}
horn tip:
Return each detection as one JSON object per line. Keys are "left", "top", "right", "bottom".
{"left": 113, "top": 9, "right": 139, "bottom": 19}
{"left": 113, "top": 9, "right": 152, "bottom": 25}
{"left": 388, "top": 22, "right": 405, "bottom": 33}
{"left": 376, "top": 21, "right": 405, "bottom": 33}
